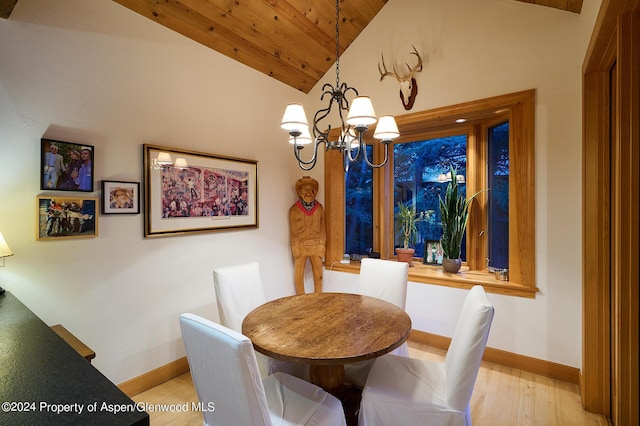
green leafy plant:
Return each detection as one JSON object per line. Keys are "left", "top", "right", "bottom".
{"left": 439, "top": 166, "right": 486, "bottom": 259}
{"left": 395, "top": 202, "right": 427, "bottom": 249}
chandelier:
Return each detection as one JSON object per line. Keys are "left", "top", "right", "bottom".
{"left": 280, "top": 0, "right": 399, "bottom": 171}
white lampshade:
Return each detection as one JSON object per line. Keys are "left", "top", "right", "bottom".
{"left": 347, "top": 96, "right": 377, "bottom": 127}
{"left": 0, "top": 232, "right": 13, "bottom": 258}
{"left": 281, "top": 103, "right": 309, "bottom": 133}
{"left": 289, "top": 126, "right": 312, "bottom": 145}
{"left": 174, "top": 158, "right": 189, "bottom": 169}
{"left": 373, "top": 115, "right": 400, "bottom": 140}
{"left": 156, "top": 152, "right": 173, "bottom": 164}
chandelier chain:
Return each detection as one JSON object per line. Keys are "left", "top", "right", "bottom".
{"left": 334, "top": 0, "right": 340, "bottom": 88}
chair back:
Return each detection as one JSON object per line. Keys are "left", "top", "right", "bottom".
{"left": 358, "top": 258, "right": 409, "bottom": 309}
{"left": 444, "top": 285, "right": 494, "bottom": 411}
{"left": 213, "top": 262, "right": 266, "bottom": 332}
{"left": 179, "top": 313, "right": 271, "bottom": 426}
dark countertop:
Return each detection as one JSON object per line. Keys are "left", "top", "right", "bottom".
{"left": 0, "top": 291, "right": 149, "bottom": 425}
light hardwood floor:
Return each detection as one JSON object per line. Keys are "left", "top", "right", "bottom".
{"left": 131, "top": 342, "right": 609, "bottom": 425}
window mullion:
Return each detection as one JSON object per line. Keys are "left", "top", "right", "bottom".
{"left": 376, "top": 142, "right": 394, "bottom": 259}
{"left": 467, "top": 124, "right": 488, "bottom": 270}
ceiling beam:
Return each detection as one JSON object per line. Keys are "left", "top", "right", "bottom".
{"left": 0, "top": 0, "right": 18, "bottom": 19}
{"left": 514, "top": 0, "right": 583, "bottom": 14}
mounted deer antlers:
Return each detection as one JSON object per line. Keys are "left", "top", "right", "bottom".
{"left": 378, "top": 45, "right": 423, "bottom": 110}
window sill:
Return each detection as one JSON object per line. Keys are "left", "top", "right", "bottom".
{"left": 325, "top": 260, "right": 538, "bottom": 298}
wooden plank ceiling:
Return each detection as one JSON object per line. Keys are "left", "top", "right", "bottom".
{"left": 1, "top": 0, "right": 583, "bottom": 92}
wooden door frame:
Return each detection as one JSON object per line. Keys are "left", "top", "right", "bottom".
{"left": 582, "top": 1, "right": 639, "bottom": 423}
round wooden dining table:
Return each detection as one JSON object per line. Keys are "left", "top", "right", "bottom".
{"left": 241, "top": 292, "right": 412, "bottom": 394}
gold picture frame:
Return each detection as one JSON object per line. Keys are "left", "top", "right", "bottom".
{"left": 143, "top": 144, "right": 258, "bottom": 238}
{"left": 36, "top": 196, "right": 98, "bottom": 240}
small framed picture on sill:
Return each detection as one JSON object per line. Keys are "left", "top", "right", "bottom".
{"left": 423, "top": 240, "right": 443, "bottom": 265}
{"left": 101, "top": 180, "right": 140, "bottom": 215}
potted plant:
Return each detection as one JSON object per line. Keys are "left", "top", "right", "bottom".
{"left": 395, "top": 202, "right": 426, "bottom": 264}
{"left": 438, "top": 166, "right": 485, "bottom": 273}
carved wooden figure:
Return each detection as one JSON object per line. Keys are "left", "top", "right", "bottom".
{"left": 289, "top": 176, "right": 326, "bottom": 294}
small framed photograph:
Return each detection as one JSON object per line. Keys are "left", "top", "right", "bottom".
{"left": 36, "top": 196, "right": 98, "bottom": 240}
{"left": 143, "top": 144, "right": 258, "bottom": 238}
{"left": 40, "top": 138, "right": 94, "bottom": 192}
{"left": 423, "top": 240, "right": 443, "bottom": 265}
{"left": 101, "top": 181, "right": 140, "bottom": 214}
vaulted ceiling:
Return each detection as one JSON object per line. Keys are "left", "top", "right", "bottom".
{"left": 1, "top": 0, "right": 583, "bottom": 93}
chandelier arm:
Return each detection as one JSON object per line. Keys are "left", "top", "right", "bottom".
{"left": 313, "top": 109, "right": 333, "bottom": 139}
{"left": 344, "top": 144, "right": 359, "bottom": 163}
{"left": 363, "top": 141, "right": 390, "bottom": 168}
{"left": 342, "top": 151, "right": 350, "bottom": 173}
{"left": 342, "top": 85, "right": 359, "bottom": 105}
{"left": 343, "top": 134, "right": 364, "bottom": 163}
{"left": 292, "top": 137, "right": 324, "bottom": 169}
{"left": 313, "top": 86, "right": 338, "bottom": 139}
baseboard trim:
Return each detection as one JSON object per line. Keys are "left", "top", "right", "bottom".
{"left": 409, "top": 329, "right": 581, "bottom": 385}
{"left": 118, "top": 331, "right": 581, "bottom": 396}
{"left": 118, "top": 356, "right": 190, "bottom": 397}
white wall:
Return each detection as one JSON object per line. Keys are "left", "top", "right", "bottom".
{"left": 318, "top": 0, "right": 599, "bottom": 369}
{"left": 0, "top": 0, "right": 601, "bottom": 386}
{"left": 0, "top": 0, "right": 306, "bottom": 384}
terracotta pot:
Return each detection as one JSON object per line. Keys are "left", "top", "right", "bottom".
{"left": 442, "top": 257, "right": 462, "bottom": 273}
{"left": 396, "top": 248, "right": 415, "bottom": 264}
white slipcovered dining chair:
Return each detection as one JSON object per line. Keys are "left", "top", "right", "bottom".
{"left": 344, "top": 258, "right": 409, "bottom": 388}
{"left": 213, "top": 262, "right": 308, "bottom": 380}
{"left": 358, "top": 285, "right": 495, "bottom": 426}
{"left": 213, "top": 262, "right": 266, "bottom": 333}
{"left": 179, "top": 313, "right": 347, "bottom": 426}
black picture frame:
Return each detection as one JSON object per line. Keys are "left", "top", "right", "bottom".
{"left": 101, "top": 181, "right": 140, "bottom": 215}
{"left": 40, "top": 138, "right": 94, "bottom": 192}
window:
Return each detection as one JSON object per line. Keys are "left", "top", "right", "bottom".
{"left": 392, "top": 135, "right": 468, "bottom": 260}
{"left": 487, "top": 121, "right": 510, "bottom": 269}
{"left": 345, "top": 145, "right": 373, "bottom": 255}
{"left": 325, "top": 90, "right": 536, "bottom": 297}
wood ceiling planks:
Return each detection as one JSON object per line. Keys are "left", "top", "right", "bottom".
{"left": 0, "top": 0, "right": 18, "bottom": 19}
{"left": 109, "top": 0, "right": 582, "bottom": 93}
{"left": 514, "top": 0, "right": 583, "bottom": 14}
{"left": 110, "top": 0, "right": 387, "bottom": 93}
{"left": 2, "top": 1, "right": 583, "bottom": 92}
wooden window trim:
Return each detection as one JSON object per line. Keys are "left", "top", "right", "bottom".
{"left": 325, "top": 89, "right": 537, "bottom": 298}
{"left": 581, "top": 1, "right": 640, "bottom": 421}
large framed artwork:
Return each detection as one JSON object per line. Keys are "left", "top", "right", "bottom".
{"left": 36, "top": 196, "right": 98, "bottom": 240}
{"left": 142, "top": 144, "right": 258, "bottom": 238}
{"left": 40, "top": 138, "right": 94, "bottom": 192}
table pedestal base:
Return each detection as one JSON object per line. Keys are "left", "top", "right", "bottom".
{"left": 309, "top": 364, "right": 345, "bottom": 395}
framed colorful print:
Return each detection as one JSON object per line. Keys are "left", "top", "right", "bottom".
{"left": 36, "top": 196, "right": 98, "bottom": 240}
{"left": 423, "top": 240, "right": 443, "bottom": 265}
{"left": 40, "top": 138, "right": 94, "bottom": 192}
{"left": 101, "top": 180, "right": 140, "bottom": 214}
{"left": 142, "top": 144, "right": 258, "bottom": 238}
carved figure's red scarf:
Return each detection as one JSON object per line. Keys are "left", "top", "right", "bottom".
{"left": 296, "top": 199, "right": 319, "bottom": 216}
